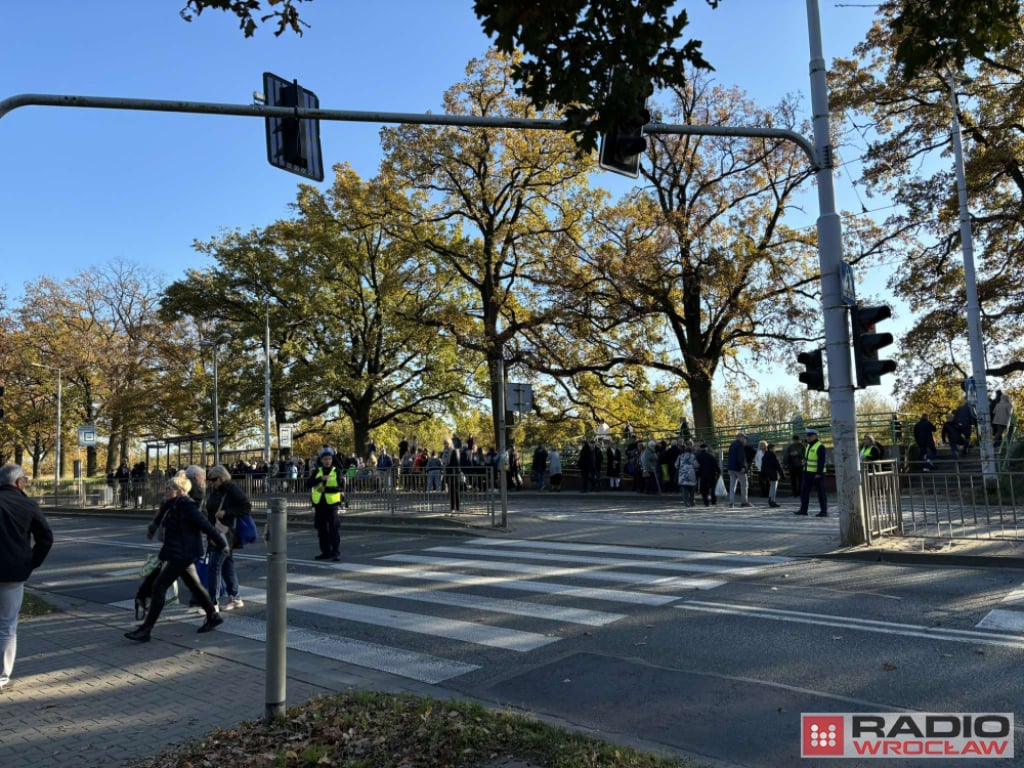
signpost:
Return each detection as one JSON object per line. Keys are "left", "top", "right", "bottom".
{"left": 77, "top": 425, "right": 96, "bottom": 447}
{"left": 279, "top": 423, "right": 293, "bottom": 450}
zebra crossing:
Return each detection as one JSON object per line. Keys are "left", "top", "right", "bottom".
{"left": 976, "top": 582, "right": 1024, "bottom": 632}
{"left": 110, "top": 537, "right": 790, "bottom": 684}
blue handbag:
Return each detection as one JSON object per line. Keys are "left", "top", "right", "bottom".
{"left": 235, "top": 513, "right": 258, "bottom": 545}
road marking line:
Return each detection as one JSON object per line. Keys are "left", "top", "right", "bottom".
{"left": 422, "top": 544, "right": 769, "bottom": 576}
{"left": 1000, "top": 586, "right": 1024, "bottom": 604}
{"left": 977, "top": 608, "right": 1024, "bottom": 633}
{"left": 238, "top": 588, "right": 556, "bottom": 652}
{"left": 379, "top": 554, "right": 723, "bottom": 590}
{"left": 678, "top": 600, "right": 1024, "bottom": 649}
{"left": 286, "top": 572, "right": 624, "bottom": 626}
{"left": 463, "top": 537, "right": 793, "bottom": 565}
{"left": 108, "top": 601, "right": 477, "bottom": 683}
{"left": 329, "top": 561, "right": 684, "bottom": 604}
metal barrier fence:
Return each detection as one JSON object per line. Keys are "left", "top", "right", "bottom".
{"left": 862, "top": 460, "right": 1023, "bottom": 542}
{"left": 29, "top": 467, "right": 499, "bottom": 526}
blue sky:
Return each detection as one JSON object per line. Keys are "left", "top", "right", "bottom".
{"left": 2, "top": 1, "right": 889, "bottom": 397}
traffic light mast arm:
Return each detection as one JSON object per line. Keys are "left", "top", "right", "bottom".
{"left": 0, "top": 94, "right": 820, "bottom": 169}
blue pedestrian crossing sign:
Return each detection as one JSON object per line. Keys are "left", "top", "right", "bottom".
{"left": 77, "top": 425, "right": 97, "bottom": 447}
{"left": 840, "top": 261, "right": 857, "bottom": 307}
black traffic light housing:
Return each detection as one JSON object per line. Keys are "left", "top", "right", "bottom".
{"left": 599, "top": 87, "right": 652, "bottom": 178}
{"left": 263, "top": 72, "right": 324, "bottom": 182}
{"left": 851, "top": 304, "right": 897, "bottom": 388}
{"left": 797, "top": 348, "right": 826, "bottom": 391}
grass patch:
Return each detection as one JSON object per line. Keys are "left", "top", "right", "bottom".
{"left": 19, "top": 591, "right": 58, "bottom": 618}
{"left": 131, "top": 691, "right": 702, "bottom": 768}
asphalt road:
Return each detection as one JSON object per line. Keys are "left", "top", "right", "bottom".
{"left": 38, "top": 515, "right": 1024, "bottom": 767}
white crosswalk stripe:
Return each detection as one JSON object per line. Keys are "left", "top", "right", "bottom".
{"left": 379, "top": 553, "right": 728, "bottom": 589}
{"left": 328, "top": 561, "right": 682, "bottom": 605}
{"left": 285, "top": 572, "right": 625, "bottom": 626}
{"left": 109, "top": 540, "right": 789, "bottom": 684}
{"left": 976, "top": 583, "right": 1024, "bottom": 632}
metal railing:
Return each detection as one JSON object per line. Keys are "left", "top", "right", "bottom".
{"left": 29, "top": 468, "right": 500, "bottom": 526}
{"left": 862, "top": 459, "right": 1023, "bottom": 542}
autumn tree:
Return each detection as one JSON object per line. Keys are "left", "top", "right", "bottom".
{"left": 562, "top": 70, "right": 894, "bottom": 435}
{"left": 829, "top": 5, "right": 1024, "bottom": 401}
{"left": 380, "top": 50, "right": 606, "bottom": 451}
{"left": 164, "top": 166, "right": 466, "bottom": 458}
{"left": 15, "top": 260, "right": 184, "bottom": 475}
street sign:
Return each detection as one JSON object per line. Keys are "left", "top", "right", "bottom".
{"left": 279, "top": 423, "right": 293, "bottom": 449}
{"left": 263, "top": 72, "right": 324, "bottom": 181}
{"left": 77, "top": 425, "right": 97, "bottom": 447}
{"left": 840, "top": 261, "right": 857, "bottom": 307}
{"left": 505, "top": 383, "right": 533, "bottom": 413}
{"left": 963, "top": 377, "right": 977, "bottom": 407}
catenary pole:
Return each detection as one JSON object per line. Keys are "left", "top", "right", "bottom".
{"left": 948, "top": 78, "right": 996, "bottom": 480}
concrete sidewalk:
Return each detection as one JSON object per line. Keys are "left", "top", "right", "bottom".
{"left": 4, "top": 493, "right": 1022, "bottom": 768}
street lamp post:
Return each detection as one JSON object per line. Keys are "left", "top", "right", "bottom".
{"left": 31, "top": 362, "right": 61, "bottom": 505}
{"left": 200, "top": 333, "right": 231, "bottom": 466}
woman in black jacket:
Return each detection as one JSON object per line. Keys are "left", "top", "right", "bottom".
{"left": 125, "top": 474, "right": 229, "bottom": 642}
{"left": 205, "top": 464, "right": 252, "bottom": 610}
{"left": 761, "top": 444, "right": 785, "bottom": 508}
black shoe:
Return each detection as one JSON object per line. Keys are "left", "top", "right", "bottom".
{"left": 197, "top": 613, "right": 224, "bottom": 634}
{"left": 768, "top": 501, "right": 778, "bottom": 508}
{"left": 794, "top": 510, "right": 808, "bottom": 516}
{"left": 124, "top": 626, "right": 151, "bottom": 642}
{"left": 314, "top": 553, "right": 330, "bottom": 561}
{"left": 816, "top": 511, "right": 828, "bottom": 517}
{"left": 331, "top": 554, "right": 341, "bottom": 561}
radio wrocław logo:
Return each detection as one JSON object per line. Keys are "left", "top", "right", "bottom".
{"left": 801, "top": 713, "right": 1014, "bottom": 759}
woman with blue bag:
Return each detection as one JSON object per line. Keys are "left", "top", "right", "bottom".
{"left": 204, "top": 465, "right": 254, "bottom": 611}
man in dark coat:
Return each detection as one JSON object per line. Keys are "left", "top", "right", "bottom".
{"left": 578, "top": 440, "right": 594, "bottom": 493}
{"left": 914, "top": 414, "right": 938, "bottom": 470}
{"left": 694, "top": 444, "right": 720, "bottom": 506}
{"left": 606, "top": 442, "right": 622, "bottom": 489}
{"left": 0, "top": 464, "right": 53, "bottom": 691}
{"left": 952, "top": 403, "right": 976, "bottom": 457}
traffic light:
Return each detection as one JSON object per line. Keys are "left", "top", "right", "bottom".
{"left": 263, "top": 72, "right": 324, "bottom": 181}
{"left": 851, "top": 304, "right": 897, "bottom": 388}
{"left": 598, "top": 88, "right": 652, "bottom": 178}
{"left": 797, "top": 348, "right": 826, "bottom": 391}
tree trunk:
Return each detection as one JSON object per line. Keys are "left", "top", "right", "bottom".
{"left": 688, "top": 377, "right": 715, "bottom": 442}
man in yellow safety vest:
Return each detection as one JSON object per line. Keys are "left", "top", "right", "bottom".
{"left": 794, "top": 428, "right": 828, "bottom": 517}
{"left": 307, "top": 452, "right": 344, "bottom": 560}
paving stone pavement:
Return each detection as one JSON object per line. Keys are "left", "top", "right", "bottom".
{"left": 0, "top": 595, "right": 445, "bottom": 768}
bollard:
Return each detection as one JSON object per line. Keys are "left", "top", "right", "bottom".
{"left": 265, "top": 497, "right": 288, "bottom": 721}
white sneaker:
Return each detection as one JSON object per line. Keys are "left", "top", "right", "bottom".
{"left": 224, "top": 597, "right": 244, "bottom": 611}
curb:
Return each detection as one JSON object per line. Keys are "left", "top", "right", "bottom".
{"left": 822, "top": 548, "right": 1024, "bottom": 569}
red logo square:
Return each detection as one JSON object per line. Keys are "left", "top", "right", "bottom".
{"left": 802, "top": 715, "right": 844, "bottom": 757}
